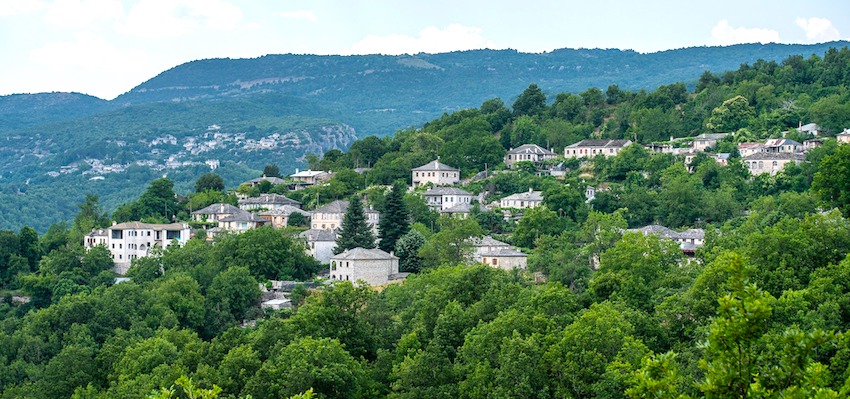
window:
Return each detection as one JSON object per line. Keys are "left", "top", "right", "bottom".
{"left": 492, "top": 258, "right": 498, "bottom": 265}
{"left": 166, "top": 230, "right": 180, "bottom": 240}
{"left": 111, "top": 230, "right": 123, "bottom": 239}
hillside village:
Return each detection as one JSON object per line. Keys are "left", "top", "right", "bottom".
{"left": 4, "top": 48, "right": 850, "bottom": 398}
{"left": 83, "top": 123, "right": 850, "bottom": 289}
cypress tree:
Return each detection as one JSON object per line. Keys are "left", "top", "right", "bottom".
{"left": 334, "top": 195, "right": 376, "bottom": 254}
{"left": 378, "top": 180, "right": 410, "bottom": 253}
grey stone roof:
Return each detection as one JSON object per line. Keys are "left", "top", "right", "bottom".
{"left": 192, "top": 203, "right": 243, "bottom": 215}
{"left": 424, "top": 187, "right": 472, "bottom": 196}
{"left": 259, "top": 205, "right": 309, "bottom": 216}
{"left": 311, "top": 200, "right": 378, "bottom": 214}
{"left": 743, "top": 152, "right": 805, "bottom": 161}
{"left": 507, "top": 144, "right": 556, "bottom": 155}
{"left": 694, "top": 133, "right": 729, "bottom": 140}
{"left": 798, "top": 123, "right": 820, "bottom": 132}
{"left": 470, "top": 235, "right": 511, "bottom": 248}
{"left": 243, "top": 176, "right": 286, "bottom": 185}
{"left": 566, "top": 139, "right": 632, "bottom": 148}
{"left": 479, "top": 248, "right": 528, "bottom": 257}
{"left": 412, "top": 159, "right": 459, "bottom": 171}
{"left": 331, "top": 247, "right": 398, "bottom": 261}
{"left": 299, "top": 228, "right": 338, "bottom": 242}
{"left": 87, "top": 228, "right": 108, "bottom": 237}
{"left": 238, "top": 194, "right": 301, "bottom": 207}
{"left": 501, "top": 189, "right": 544, "bottom": 202}
{"left": 441, "top": 203, "right": 474, "bottom": 214}
{"left": 627, "top": 225, "right": 705, "bottom": 241}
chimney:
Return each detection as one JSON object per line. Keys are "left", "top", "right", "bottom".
{"left": 295, "top": 168, "right": 299, "bottom": 174}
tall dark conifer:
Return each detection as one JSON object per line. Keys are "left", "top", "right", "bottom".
{"left": 378, "top": 181, "right": 410, "bottom": 253}
{"left": 334, "top": 195, "right": 376, "bottom": 254}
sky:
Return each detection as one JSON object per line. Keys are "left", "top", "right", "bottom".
{"left": 1, "top": 0, "right": 848, "bottom": 100}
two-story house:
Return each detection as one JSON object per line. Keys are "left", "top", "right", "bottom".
{"left": 289, "top": 169, "right": 333, "bottom": 190}
{"left": 564, "top": 139, "right": 632, "bottom": 158}
{"left": 500, "top": 188, "right": 543, "bottom": 209}
{"left": 310, "top": 200, "right": 380, "bottom": 232}
{"left": 743, "top": 152, "right": 805, "bottom": 175}
{"left": 238, "top": 194, "right": 301, "bottom": 211}
{"left": 423, "top": 187, "right": 474, "bottom": 211}
{"left": 329, "top": 247, "right": 404, "bottom": 286}
{"left": 412, "top": 159, "right": 460, "bottom": 187}
{"left": 504, "top": 144, "right": 557, "bottom": 168}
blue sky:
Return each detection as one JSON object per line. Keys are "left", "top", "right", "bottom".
{"left": 1, "top": 0, "right": 848, "bottom": 100}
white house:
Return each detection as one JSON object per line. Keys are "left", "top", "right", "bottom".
{"left": 626, "top": 225, "right": 706, "bottom": 256}
{"left": 84, "top": 222, "right": 191, "bottom": 274}
{"left": 411, "top": 159, "right": 460, "bottom": 187}
{"left": 500, "top": 189, "right": 544, "bottom": 209}
{"left": 299, "top": 228, "right": 337, "bottom": 264}
{"left": 238, "top": 194, "right": 301, "bottom": 211}
{"left": 289, "top": 169, "right": 333, "bottom": 190}
{"left": 441, "top": 202, "right": 474, "bottom": 218}
{"left": 837, "top": 129, "right": 850, "bottom": 144}
{"left": 564, "top": 139, "right": 632, "bottom": 158}
{"left": 216, "top": 212, "right": 267, "bottom": 233}
{"left": 423, "top": 187, "right": 474, "bottom": 211}
{"left": 310, "top": 200, "right": 380, "bottom": 232}
{"left": 763, "top": 138, "right": 802, "bottom": 153}
{"left": 797, "top": 122, "right": 820, "bottom": 136}
{"left": 691, "top": 133, "right": 729, "bottom": 152}
{"left": 505, "top": 144, "right": 557, "bottom": 168}
{"left": 737, "top": 142, "right": 765, "bottom": 157}
{"left": 743, "top": 152, "right": 805, "bottom": 175}
{"left": 329, "top": 247, "right": 404, "bottom": 286}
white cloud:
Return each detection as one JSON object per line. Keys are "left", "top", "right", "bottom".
{"left": 277, "top": 10, "right": 317, "bottom": 23}
{"left": 0, "top": 0, "right": 47, "bottom": 17}
{"left": 43, "top": 0, "right": 123, "bottom": 29}
{"left": 117, "top": 0, "right": 243, "bottom": 39}
{"left": 347, "top": 24, "right": 495, "bottom": 55}
{"left": 710, "top": 19, "right": 780, "bottom": 46}
{"left": 795, "top": 17, "right": 841, "bottom": 42}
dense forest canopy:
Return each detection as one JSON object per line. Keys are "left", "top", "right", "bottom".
{"left": 0, "top": 47, "right": 850, "bottom": 398}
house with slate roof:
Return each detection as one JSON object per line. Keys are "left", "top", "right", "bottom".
{"left": 191, "top": 203, "right": 244, "bottom": 223}
{"left": 259, "top": 206, "right": 310, "bottom": 228}
{"left": 564, "top": 139, "right": 632, "bottom": 158}
{"left": 329, "top": 247, "right": 405, "bottom": 286}
{"left": 469, "top": 236, "right": 528, "bottom": 270}
{"left": 743, "top": 152, "right": 805, "bottom": 175}
{"left": 764, "top": 138, "right": 802, "bottom": 154}
{"left": 423, "top": 187, "right": 474, "bottom": 211}
{"left": 242, "top": 175, "right": 286, "bottom": 188}
{"left": 289, "top": 169, "right": 333, "bottom": 190}
{"left": 310, "top": 200, "right": 379, "bottom": 232}
{"left": 691, "top": 133, "right": 729, "bottom": 152}
{"left": 411, "top": 158, "right": 460, "bottom": 187}
{"left": 500, "top": 188, "right": 544, "bottom": 209}
{"left": 626, "top": 225, "right": 706, "bottom": 256}
{"left": 505, "top": 144, "right": 557, "bottom": 168}
{"left": 299, "top": 228, "right": 337, "bottom": 264}
{"left": 238, "top": 193, "right": 301, "bottom": 211}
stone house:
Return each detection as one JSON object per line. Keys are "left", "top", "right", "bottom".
{"left": 258, "top": 206, "right": 310, "bottom": 228}
{"left": 423, "top": 187, "right": 474, "bottom": 211}
{"left": 691, "top": 133, "right": 729, "bottom": 152}
{"left": 737, "top": 142, "right": 765, "bottom": 157}
{"left": 564, "top": 139, "right": 632, "bottom": 158}
{"left": 500, "top": 188, "right": 543, "bottom": 209}
{"left": 504, "top": 144, "right": 557, "bottom": 168}
{"left": 310, "top": 200, "right": 380, "bottom": 232}
{"left": 837, "top": 129, "right": 850, "bottom": 144}
{"left": 743, "top": 152, "right": 804, "bottom": 175}
{"left": 329, "top": 247, "right": 404, "bottom": 286}
{"left": 411, "top": 159, "right": 460, "bottom": 187}
{"left": 469, "top": 236, "right": 527, "bottom": 270}
{"left": 242, "top": 175, "right": 286, "bottom": 188}
{"left": 299, "top": 228, "right": 337, "bottom": 264}
{"left": 84, "top": 222, "right": 191, "bottom": 274}
{"left": 238, "top": 194, "right": 301, "bottom": 211}
{"left": 626, "top": 225, "right": 706, "bottom": 255}
{"left": 191, "top": 203, "right": 244, "bottom": 223}
{"left": 289, "top": 169, "right": 333, "bottom": 190}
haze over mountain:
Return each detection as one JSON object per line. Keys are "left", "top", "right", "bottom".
{"left": 0, "top": 41, "right": 847, "bottom": 231}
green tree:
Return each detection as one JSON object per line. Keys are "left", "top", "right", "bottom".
{"left": 263, "top": 164, "right": 281, "bottom": 177}
{"left": 194, "top": 173, "right": 225, "bottom": 193}
{"left": 513, "top": 206, "right": 568, "bottom": 248}
{"left": 705, "top": 95, "right": 755, "bottom": 132}
{"left": 214, "top": 226, "right": 319, "bottom": 281}
{"left": 378, "top": 181, "right": 410, "bottom": 253}
{"left": 419, "top": 216, "right": 483, "bottom": 267}
{"left": 812, "top": 144, "right": 850, "bottom": 217}
{"left": 395, "top": 229, "right": 425, "bottom": 273}
{"left": 512, "top": 83, "right": 547, "bottom": 117}
{"left": 334, "top": 196, "right": 376, "bottom": 254}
